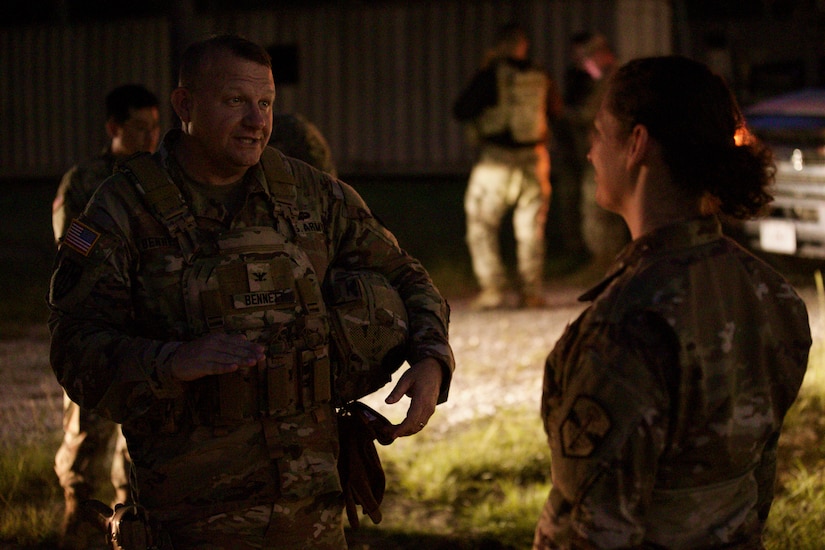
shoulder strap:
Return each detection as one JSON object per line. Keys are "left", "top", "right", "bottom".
{"left": 121, "top": 148, "right": 301, "bottom": 261}
{"left": 118, "top": 152, "right": 203, "bottom": 263}
{"left": 259, "top": 146, "right": 300, "bottom": 228}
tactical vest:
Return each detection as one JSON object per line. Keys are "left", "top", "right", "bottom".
{"left": 118, "top": 150, "right": 331, "bottom": 427}
{"left": 477, "top": 62, "right": 548, "bottom": 144}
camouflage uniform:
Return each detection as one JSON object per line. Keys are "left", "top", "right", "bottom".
{"left": 453, "top": 57, "right": 559, "bottom": 306}
{"left": 534, "top": 216, "right": 811, "bottom": 549}
{"left": 52, "top": 147, "right": 132, "bottom": 511}
{"left": 270, "top": 113, "right": 338, "bottom": 178}
{"left": 48, "top": 130, "right": 454, "bottom": 549}
{"left": 562, "top": 59, "right": 629, "bottom": 267}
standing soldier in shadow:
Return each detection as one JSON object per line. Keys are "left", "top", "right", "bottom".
{"left": 564, "top": 32, "right": 630, "bottom": 273}
{"left": 270, "top": 112, "right": 338, "bottom": 178}
{"left": 52, "top": 83, "right": 161, "bottom": 550}
{"left": 453, "top": 23, "right": 562, "bottom": 309}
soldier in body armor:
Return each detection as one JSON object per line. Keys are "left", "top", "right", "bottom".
{"left": 453, "top": 23, "right": 562, "bottom": 309}
{"left": 51, "top": 83, "right": 160, "bottom": 550}
{"left": 48, "top": 34, "right": 454, "bottom": 549}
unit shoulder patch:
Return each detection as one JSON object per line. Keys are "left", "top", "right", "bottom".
{"left": 50, "top": 257, "right": 84, "bottom": 302}
{"left": 561, "top": 395, "right": 612, "bottom": 458}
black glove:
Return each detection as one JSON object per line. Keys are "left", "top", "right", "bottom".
{"left": 337, "top": 401, "right": 394, "bottom": 528}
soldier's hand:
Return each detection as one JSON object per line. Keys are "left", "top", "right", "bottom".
{"left": 384, "top": 357, "right": 443, "bottom": 439}
{"left": 169, "top": 333, "right": 266, "bottom": 382}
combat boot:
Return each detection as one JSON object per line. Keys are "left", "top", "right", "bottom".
{"left": 471, "top": 288, "right": 506, "bottom": 310}
{"left": 518, "top": 291, "right": 547, "bottom": 308}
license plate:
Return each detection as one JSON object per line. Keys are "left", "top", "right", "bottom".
{"left": 759, "top": 219, "right": 797, "bottom": 254}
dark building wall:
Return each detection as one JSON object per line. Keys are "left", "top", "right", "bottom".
{"left": 2, "top": 0, "right": 672, "bottom": 180}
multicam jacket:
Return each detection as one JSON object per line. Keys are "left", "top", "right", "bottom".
{"left": 48, "top": 129, "right": 454, "bottom": 522}
{"left": 534, "top": 216, "right": 811, "bottom": 549}
{"left": 52, "top": 146, "right": 119, "bottom": 240}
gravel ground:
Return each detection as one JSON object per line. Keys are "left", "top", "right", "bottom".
{"left": 0, "top": 324, "right": 62, "bottom": 448}
{"left": 362, "top": 285, "right": 588, "bottom": 434}
{"left": 0, "top": 284, "right": 590, "bottom": 450}
{"left": 1, "top": 280, "right": 820, "bottom": 449}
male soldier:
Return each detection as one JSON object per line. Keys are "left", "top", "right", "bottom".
{"left": 564, "top": 32, "right": 629, "bottom": 271}
{"left": 51, "top": 83, "right": 160, "bottom": 549}
{"left": 48, "top": 34, "right": 453, "bottom": 549}
{"left": 453, "top": 23, "right": 562, "bottom": 309}
{"left": 270, "top": 112, "right": 338, "bottom": 177}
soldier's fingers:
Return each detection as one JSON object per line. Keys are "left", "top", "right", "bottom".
{"left": 391, "top": 414, "right": 430, "bottom": 438}
{"left": 170, "top": 337, "right": 265, "bottom": 380}
{"left": 384, "top": 377, "right": 412, "bottom": 404}
{"left": 390, "top": 399, "right": 436, "bottom": 438}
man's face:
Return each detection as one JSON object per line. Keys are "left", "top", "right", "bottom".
{"left": 178, "top": 52, "right": 275, "bottom": 182}
{"left": 113, "top": 106, "right": 160, "bottom": 156}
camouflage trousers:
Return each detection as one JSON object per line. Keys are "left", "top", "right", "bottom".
{"left": 139, "top": 406, "right": 346, "bottom": 549}
{"left": 464, "top": 144, "right": 551, "bottom": 296}
{"left": 55, "top": 392, "right": 131, "bottom": 504}
{"left": 164, "top": 492, "right": 347, "bottom": 549}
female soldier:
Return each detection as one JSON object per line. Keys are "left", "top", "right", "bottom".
{"left": 533, "top": 56, "right": 812, "bottom": 548}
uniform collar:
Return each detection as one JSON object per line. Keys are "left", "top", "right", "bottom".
{"left": 579, "top": 216, "right": 724, "bottom": 302}
{"left": 157, "top": 130, "right": 296, "bottom": 200}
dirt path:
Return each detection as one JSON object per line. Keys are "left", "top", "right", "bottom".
{"left": 361, "top": 286, "right": 588, "bottom": 432}
{"left": 0, "top": 324, "right": 61, "bottom": 448}
{"left": 2, "top": 282, "right": 821, "bottom": 449}
{"left": 0, "top": 285, "right": 589, "bottom": 451}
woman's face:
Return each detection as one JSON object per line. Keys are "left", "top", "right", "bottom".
{"left": 588, "top": 96, "right": 632, "bottom": 215}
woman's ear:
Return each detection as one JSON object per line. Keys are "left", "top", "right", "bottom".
{"left": 626, "top": 123, "right": 650, "bottom": 168}
{"left": 170, "top": 87, "right": 191, "bottom": 124}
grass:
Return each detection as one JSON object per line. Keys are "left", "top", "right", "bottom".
{"left": 355, "top": 362, "right": 825, "bottom": 549}
{"left": 360, "top": 408, "right": 551, "bottom": 549}
{"left": 0, "top": 440, "right": 62, "bottom": 547}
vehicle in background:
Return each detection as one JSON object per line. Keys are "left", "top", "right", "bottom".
{"left": 739, "top": 88, "right": 825, "bottom": 259}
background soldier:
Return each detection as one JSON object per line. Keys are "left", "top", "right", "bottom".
{"left": 453, "top": 23, "right": 562, "bottom": 309}
{"left": 269, "top": 112, "right": 338, "bottom": 177}
{"left": 565, "top": 32, "right": 630, "bottom": 271}
{"left": 51, "top": 83, "right": 160, "bottom": 550}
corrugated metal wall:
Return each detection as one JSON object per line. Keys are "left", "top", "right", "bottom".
{"left": 1, "top": 18, "right": 174, "bottom": 179}
{"left": 0, "top": 0, "right": 671, "bottom": 180}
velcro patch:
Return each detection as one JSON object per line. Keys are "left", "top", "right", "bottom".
{"left": 50, "top": 258, "right": 83, "bottom": 302}
{"left": 561, "top": 396, "right": 612, "bottom": 458}
{"left": 63, "top": 219, "right": 100, "bottom": 256}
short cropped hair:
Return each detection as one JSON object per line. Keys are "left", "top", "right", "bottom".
{"left": 178, "top": 33, "right": 272, "bottom": 89}
{"left": 105, "top": 84, "right": 159, "bottom": 125}
{"left": 495, "top": 23, "right": 526, "bottom": 50}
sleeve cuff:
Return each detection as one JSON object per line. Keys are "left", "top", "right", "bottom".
{"left": 151, "top": 341, "right": 186, "bottom": 398}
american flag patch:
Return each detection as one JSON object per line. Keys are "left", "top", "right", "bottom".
{"left": 64, "top": 219, "right": 101, "bottom": 256}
